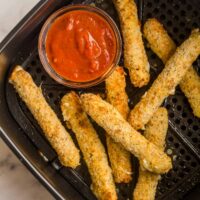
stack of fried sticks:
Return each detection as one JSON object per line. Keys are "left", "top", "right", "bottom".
{"left": 9, "top": 0, "right": 200, "bottom": 199}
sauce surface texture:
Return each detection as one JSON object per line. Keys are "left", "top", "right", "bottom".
{"left": 46, "top": 10, "right": 116, "bottom": 82}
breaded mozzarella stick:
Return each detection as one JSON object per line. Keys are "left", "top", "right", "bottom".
{"left": 105, "top": 67, "right": 132, "bottom": 183}
{"left": 143, "top": 18, "right": 176, "bottom": 63}
{"left": 61, "top": 92, "right": 117, "bottom": 200}
{"left": 106, "top": 67, "right": 130, "bottom": 119}
{"left": 9, "top": 66, "right": 80, "bottom": 168}
{"left": 81, "top": 94, "right": 172, "bottom": 174}
{"left": 180, "top": 68, "right": 200, "bottom": 117}
{"left": 143, "top": 18, "right": 200, "bottom": 117}
{"left": 112, "top": 0, "right": 150, "bottom": 87}
{"left": 134, "top": 108, "right": 168, "bottom": 200}
{"left": 129, "top": 29, "right": 200, "bottom": 130}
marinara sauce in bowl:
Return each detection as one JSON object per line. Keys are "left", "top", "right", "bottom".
{"left": 38, "top": 5, "right": 122, "bottom": 88}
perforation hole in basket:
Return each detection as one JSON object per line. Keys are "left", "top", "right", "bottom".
{"left": 169, "top": 112, "right": 174, "bottom": 119}
{"left": 193, "top": 10, "right": 198, "bottom": 17}
{"left": 147, "top": 2, "right": 152, "bottom": 8}
{"left": 187, "top": 131, "right": 193, "bottom": 137}
{"left": 160, "top": 14, "right": 166, "bottom": 21}
{"left": 166, "top": 19, "right": 172, "bottom": 27}
{"left": 26, "top": 66, "right": 31, "bottom": 73}
{"left": 118, "top": 185, "right": 130, "bottom": 200}
{"left": 146, "top": 12, "right": 152, "bottom": 18}
{"left": 175, "top": 118, "right": 180, "bottom": 125}
{"left": 156, "top": 128, "right": 200, "bottom": 198}
{"left": 143, "top": 0, "right": 200, "bottom": 50}
{"left": 31, "top": 60, "right": 37, "bottom": 66}
{"left": 153, "top": 8, "right": 159, "bottom": 14}
{"left": 179, "top": 33, "right": 186, "bottom": 40}
{"left": 186, "top": 155, "right": 191, "bottom": 161}
{"left": 193, "top": 59, "right": 200, "bottom": 75}
{"left": 165, "top": 104, "right": 170, "bottom": 110}
{"left": 192, "top": 137, "right": 198, "bottom": 143}
{"left": 32, "top": 74, "right": 37, "bottom": 82}
{"left": 43, "top": 89, "right": 69, "bottom": 118}
{"left": 193, "top": 125, "right": 199, "bottom": 131}
{"left": 182, "top": 112, "right": 187, "bottom": 118}
{"left": 48, "top": 92, "right": 54, "bottom": 99}
{"left": 54, "top": 98, "right": 59, "bottom": 106}
{"left": 174, "top": 4, "right": 180, "bottom": 10}
{"left": 187, "top": 4, "right": 193, "bottom": 11}
{"left": 41, "top": 75, "right": 47, "bottom": 81}
{"left": 160, "top": 3, "right": 166, "bottom": 9}
{"left": 23, "top": 51, "right": 57, "bottom": 85}
{"left": 181, "top": 125, "right": 186, "bottom": 131}
{"left": 180, "top": 10, "right": 186, "bottom": 17}
{"left": 180, "top": 148, "right": 185, "bottom": 155}
{"left": 36, "top": 67, "right": 42, "bottom": 74}
{"left": 166, "top": 93, "right": 200, "bottom": 153}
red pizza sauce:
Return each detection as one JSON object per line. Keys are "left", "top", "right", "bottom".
{"left": 45, "top": 10, "right": 117, "bottom": 82}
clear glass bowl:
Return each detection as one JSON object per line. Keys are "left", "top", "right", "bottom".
{"left": 38, "top": 5, "right": 122, "bottom": 88}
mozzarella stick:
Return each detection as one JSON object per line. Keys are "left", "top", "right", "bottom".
{"left": 180, "top": 68, "right": 200, "bottom": 117}
{"left": 112, "top": 0, "right": 150, "bottom": 87}
{"left": 61, "top": 92, "right": 117, "bottom": 200}
{"left": 105, "top": 67, "right": 132, "bottom": 183}
{"left": 81, "top": 94, "right": 172, "bottom": 174}
{"left": 144, "top": 18, "right": 200, "bottom": 118}
{"left": 143, "top": 18, "right": 176, "bottom": 63}
{"left": 9, "top": 66, "right": 80, "bottom": 168}
{"left": 134, "top": 108, "right": 168, "bottom": 200}
{"left": 106, "top": 67, "right": 129, "bottom": 119}
{"left": 129, "top": 29, "right": 200, "bottom": 130}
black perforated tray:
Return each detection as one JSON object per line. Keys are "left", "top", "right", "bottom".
{"left": 0, "top": 0, "right": 200, "bottom": 199}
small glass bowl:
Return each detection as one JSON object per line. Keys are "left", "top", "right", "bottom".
{"left": 38, "top": 5, "right": 122, "bottom": 88}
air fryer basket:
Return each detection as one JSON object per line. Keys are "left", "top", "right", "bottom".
{"left": 1, "top": 0, "right": 200, "bottom": 199}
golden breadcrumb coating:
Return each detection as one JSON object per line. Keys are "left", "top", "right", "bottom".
{"left": 129, "top": 29, "right": 200, "bottom": 130}
{"left": 106, "top": 67, "right": 130, "bottom": 119}
{"left": 180, "top": 67, "right": 200, "bottom": 117}
{"left": 134, "top": 108, "right": 168, "bottom": 200}
{"left": 81, "top": 93, "right": 172, "bottom": 174}
{"left": 143, "top": 18, "right": 200, "bottom": 118}
{"left": 9, "top": 66, "right": 80, "bottom": 168}
{"left": 143, "top": 18, "right": 176, "bottom": 63}
{"left": 113, "top": 0, "right": 150, "bottom": 87}
{"left": 61, "top": 92, "right": 117, "bottom": 200}
{"left": 105, "top": 67, "right": 132, "bottom": 183}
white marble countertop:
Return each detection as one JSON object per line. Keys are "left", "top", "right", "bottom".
{"left": 0, "top": 1, "right": 54, "bottom": 199}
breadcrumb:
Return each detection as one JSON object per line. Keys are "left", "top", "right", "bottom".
{"left": 129, "top": 29, "right": 200, "bottom": 130}
{"left": 61, "top": 92, "right": 117, "bottom": 200}
{"left": 143, "top": 18, "right": 200, "bottom": 118}
{"left": 81, "top": 93, "right": 172, "bottom": 174}
{"left": 106, "top": 67, "right": 132, "bottom": 183}
{"left": 134, "top": 108, "right": 168, "bottom": 200}
{"left": 9, "top": 66, "right": 80, "bottom": 168}
{"left": 113, "top": 0, "right": 150, "bottom": 87}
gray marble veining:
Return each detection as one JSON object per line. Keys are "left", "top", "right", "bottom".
{"left": 0, "top": 140, "right": 54, "bottom": 200}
